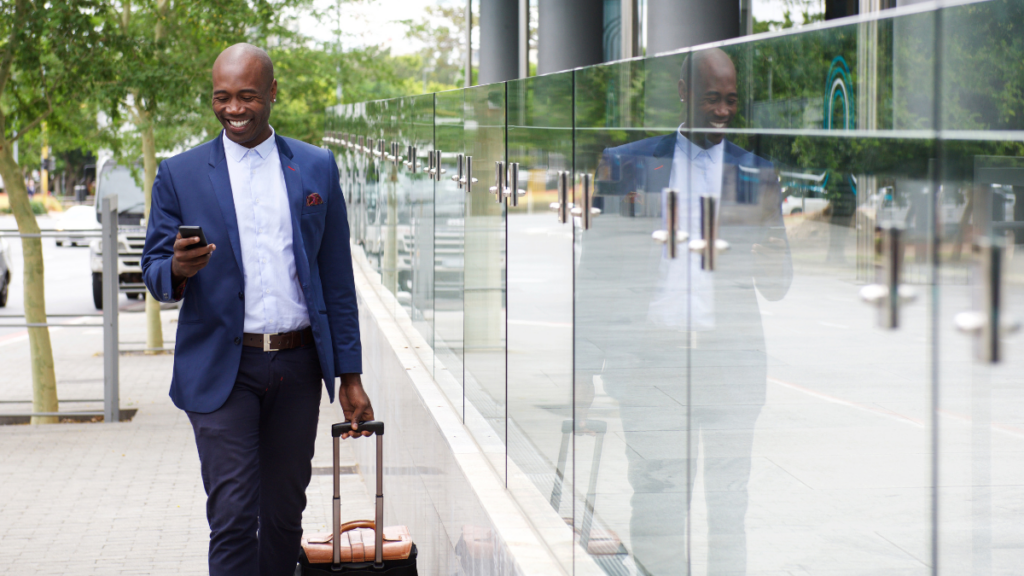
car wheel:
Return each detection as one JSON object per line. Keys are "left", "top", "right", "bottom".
{"left": 127, "top": 292, "right": 142, "bottom": 300}
{"left": 0, "top": 272, "right": 8, "bottom": 308}
{"left": 55, "top": 241, "right": 64, "bottom": 247}
{"left": 790, "top": 208, "right": 803, "bottom": 215}
{"left": 92, "top": 272, "right": 103, "bottom": 310}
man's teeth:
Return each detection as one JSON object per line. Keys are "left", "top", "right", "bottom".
{"left": 228, "top": 119, "right": 250, "bottom": 128}
{"left": 709, "top": 122, "right": 727, "bottom": 129}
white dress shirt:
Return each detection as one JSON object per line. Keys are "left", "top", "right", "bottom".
{"left": 648, "top": 128, "right": 724, "bottom": 331}
{"left": 223, "top": 129, "right": 310, "bottom": 334}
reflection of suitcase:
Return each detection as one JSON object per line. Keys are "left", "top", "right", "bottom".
{"left": 298, "top": 421, "right": 418, "bottom": 575}
{"left": 550, "top": 420, "right": 627, "bottom": 559}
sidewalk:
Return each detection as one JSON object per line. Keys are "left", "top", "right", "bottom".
{"left": 0, "top": 305, "right": 372, "bottom": 574}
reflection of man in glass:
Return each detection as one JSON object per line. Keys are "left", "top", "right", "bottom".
{"left": 585, "top": 48, "right": 791, "bottom": 575}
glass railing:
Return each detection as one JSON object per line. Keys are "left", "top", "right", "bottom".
{"left": 324, "top": 1, "right": 1024, "bottom": 573}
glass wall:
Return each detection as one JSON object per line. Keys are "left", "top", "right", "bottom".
{"left": 434, "top": 89, "right": 467, "bottom": 411}
{"left": 325, "top": 2, "right": 1024, "bottom": 573}
{"left": 506, "top": 71, "right": 577, "bottom": 571}
{"left": 463, "top": 83, "right": 508, "bottom": 452}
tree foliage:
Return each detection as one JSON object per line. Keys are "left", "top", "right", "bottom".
{"left": 398, "top": 4, "right": 468, "bottom": 91}
{"left": 0, "top": 0, "right": 115, "bottom": 423}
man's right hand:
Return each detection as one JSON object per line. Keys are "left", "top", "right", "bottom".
{"left": 171, "top": 233, "right": 216, "bottom": 286}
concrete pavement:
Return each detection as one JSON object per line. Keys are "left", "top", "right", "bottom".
{"left": 0, "top": 278, "right": 372, "bottom": 574}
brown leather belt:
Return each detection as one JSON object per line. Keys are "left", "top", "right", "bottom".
{"left": 243, "top": 327, "right": 314, "bottom": 352}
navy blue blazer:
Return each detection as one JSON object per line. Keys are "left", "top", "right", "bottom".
{"left": 142, "top": 132, "right": 360, "bottom": 413}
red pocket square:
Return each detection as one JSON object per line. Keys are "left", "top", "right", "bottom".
{"left": 306, "top": 193, "right": 324, "bottom": 206}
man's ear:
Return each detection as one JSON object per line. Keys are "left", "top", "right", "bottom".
{"left": 270, "top": 78, "right": 278, "bottom": 103}
{"left": 677, "top": 79, "right": 687, "bottom": 103}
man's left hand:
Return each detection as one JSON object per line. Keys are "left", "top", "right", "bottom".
{"left": 338, "top": 374, "right": 374, "bottom": 438}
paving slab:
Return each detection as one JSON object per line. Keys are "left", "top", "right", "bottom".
{"left": 0, "top": 305, "right": 371, "bottom": 574}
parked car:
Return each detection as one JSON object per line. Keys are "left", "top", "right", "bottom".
{"left": 0, "top": 236, "right": 11, "bottom": 307}
{"left": 53, "top": 205, "right": 101, "bottom": 247}
{"left": 780, "top": 170, "right": 831, "bottom": 216}
{"left": 89, "top": 155, "right": 148, "bottom": 308}
{"left": 782, "top": 193, "right": 831, "bottom": 216}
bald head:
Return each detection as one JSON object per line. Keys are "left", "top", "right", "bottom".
{"left": 211, "top": 43, "right": 277, "bottom": 148}
{"left": 678, "top": 48, "right": 737, "bottom": 146}
{"left": 214, "top": 43, "right": 274, "bottom": 91}
{"left": 680, "top": 48, "right": 735, "bottom": 89}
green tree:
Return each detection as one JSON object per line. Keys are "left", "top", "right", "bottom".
{"left": 99, "top": 0, "right": 289, "bottom": 353}
{"left": 270, "top": 42, "right": 422, "bottom": 144}
{"left": 399, "top": 4, "right": 470, "bottom": 91}
{"left": 0, "top": 0, "right": 111, "bottom": 423}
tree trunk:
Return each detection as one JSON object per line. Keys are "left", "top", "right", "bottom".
{"left": 140, "top": 117, "right": 164, "bottom": 353}
{"left": 0, "top": 137, "right": 59, "bottom": 424}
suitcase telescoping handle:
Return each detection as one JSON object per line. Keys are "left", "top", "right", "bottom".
{"left": 330, "top": 421, "right": 385, "bottom": 569}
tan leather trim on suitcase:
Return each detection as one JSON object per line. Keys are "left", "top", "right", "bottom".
{"left": 301, "top": 523, "right": 413, "bottom": 564}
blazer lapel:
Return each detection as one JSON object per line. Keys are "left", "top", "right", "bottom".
{"left": 647, "top": 133, "right": 676, "bottom": 193}
{"left": 208, "top": 135, "right": 244, "bottom": 276}
{"left": 276, "top": 135, "right": 312, "bottom": 287}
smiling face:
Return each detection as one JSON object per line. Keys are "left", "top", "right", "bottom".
{"left": 678, "top": 49, "right": 738, "bottom": 147}
{"left": 211, "top": 44, "right": 277, "bottom": 148}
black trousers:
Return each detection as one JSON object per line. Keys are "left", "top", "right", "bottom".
{"left": 187, "top": 344, "right": 323, "bottom": 576}
{"left": 601, "top": 326, "right": 767, "bottom": 576}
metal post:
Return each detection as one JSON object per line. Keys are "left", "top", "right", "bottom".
{"left": 479, "top": 0, "right": 519, "bottom": 84}
{"left": 375, "top": 433, "right": 384, "bottom": 567}
{"left": 667, "top": 189, "right": 680, "bottom": 259}
{"left": 332, "top": 436, "right": 341, "bottom": 566}
{"left": 979, "top": 241, "right": 1004, "bottom": 364}
{"left": 621, "top": 0, "right": 638, "bottom": 59}
{"left": 102, "top": 195, "right": 120, "bottom": 424}
{"left": 647, "top": 0, "right": 739, "bottom": 55}
{"left": 465, "top": 0, "right": 473, "bottom": 87}
{"left": 538, "top": 0, "right": 604, "bottom": 75}
{"left": 518, "top": 0, "right": 529, "bottom": 78}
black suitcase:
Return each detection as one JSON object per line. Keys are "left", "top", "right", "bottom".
{"left": 297, "top": 421, "right": 418, "bottom": 575}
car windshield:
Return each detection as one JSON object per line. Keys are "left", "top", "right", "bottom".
{"left": 61, "top": 206, "right": 97, "bottom": 225}
{"left": 96, "top": 161, "right": 146, "bottom": 214}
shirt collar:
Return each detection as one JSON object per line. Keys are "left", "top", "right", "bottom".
{"left": 675, "top": 123, "right": 724, "bottom": 164}
{"left": 222, "top": 127, "right": 277, "bottom": 163}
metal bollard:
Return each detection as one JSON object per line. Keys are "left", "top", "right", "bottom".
{"left": 102, "top": 196, "right": 120, "bottom": 423}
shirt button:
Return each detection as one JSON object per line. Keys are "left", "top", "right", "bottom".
{"left": 265, "top": 288, "right": 271, "bottom": 294}
{"left": 234, "top": 337, "right": 241, "bottom": 345}
{"left": 238, "top": 292, "right": 244, "bottom": 300}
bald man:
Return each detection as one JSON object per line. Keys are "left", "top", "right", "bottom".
{"left": 577, "top": 48, "right": 791, "bottom": 574}
{"left": 142, "top": 44, "right": 373, "bottom": 575}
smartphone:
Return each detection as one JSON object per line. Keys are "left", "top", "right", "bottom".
{"left": 178, "top": 225, "right": 208, "bottom": 249}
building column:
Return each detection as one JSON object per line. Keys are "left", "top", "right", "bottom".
{"left": 646, "top": 0, "right": 739, "bottom": 56}
{"left": 538, "top": 0, "right": 603, "bottom": 75}
{"left": 479, "top": 0, "right": 520, "bottom": 84}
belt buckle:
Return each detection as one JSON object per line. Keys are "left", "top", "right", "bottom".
{"left": 263, "top": 333, "right": 280, "bottom": 352}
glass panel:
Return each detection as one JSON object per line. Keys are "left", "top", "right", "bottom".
{"left": 348, "top": 104, "right": 363, "bottom": 250}
{"left": 347, "top": 104, "right": 368, "bottom": 251}
{"left": 380, "top": 99, "right": 400, "bottom": 299}
{"left": 463, "top": 83, "right": 508, "bottom": 452}
{"left": 407, "top": 94, "right": 436, "bottom": 351}
{"left": 574, "top": 56, "right": 667, "bottom": 576}
{"left": 434, "top": 90, "right": 466, "bottom": 411}
{"left": 364, "top": 101, "right": 384, "bottom": 277}
{"left": 576, "top": 11, "right": 938, "bottom": 574}
{"left": 707, "top": 18, "right": 937, "bottom": 575}
{"left": 506, "top": 71, "right": 576, "bottom": 571}
{"left": 938, "top": 1, "right": 1024, "bottom": 573}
